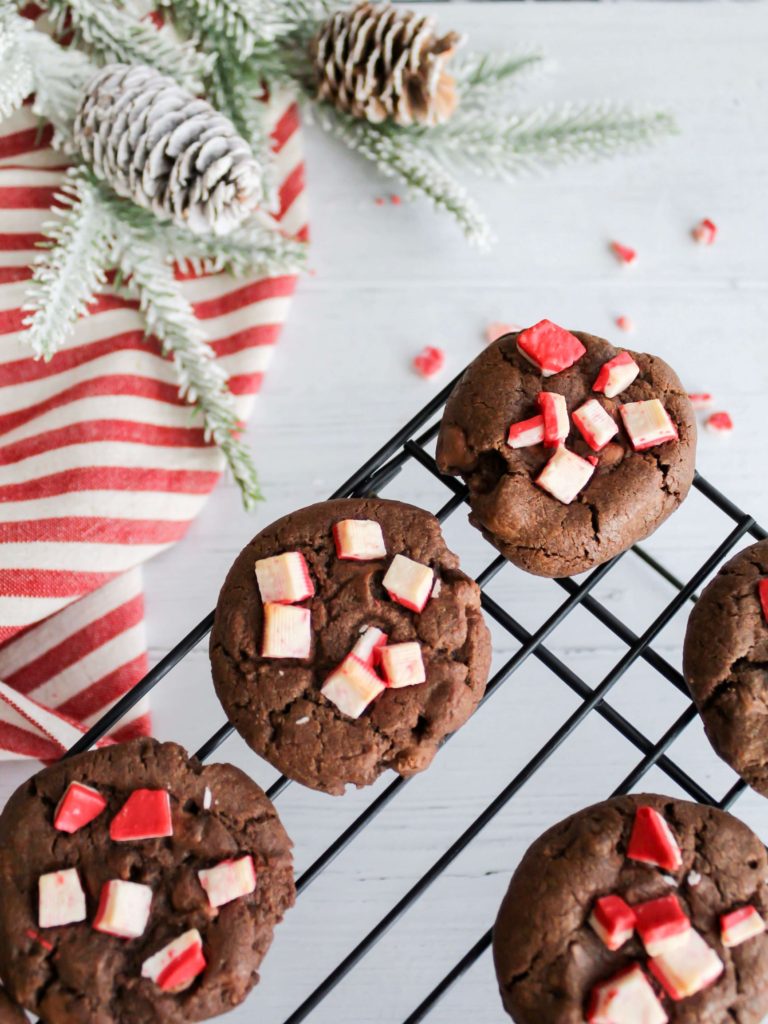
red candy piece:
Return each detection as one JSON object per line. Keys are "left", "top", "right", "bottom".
{"left": 516, "top": 319, "right": 586, "bottom": 376}
{"left": 593, "top": 351, "right": 640, "bottom": 399}
{"left": 692, "top": 218, "right": 717, "bottom": 245}
{"left": 759, "top": 580, "right": 768, "bottom": 625}
{"left": 615, "top": 315, "right": 635, "bottom": 333}
{"left": 589, "top": 894, "right": 637, "bottom": 951}
{"left": 688, "top": 392, "right": 713, "bottom": 410}
{"left": 705, "top": 411, "right": 733, "bottom": 434}
{"left": 54, "top": 781, "right": 107, "bottom": 834}
{"left": 572, "top": 399, "right": 619, "bottom": 452}
{"left": 634, "top": 895, "right": 691, "bottom": 956}
{"left": 508, "top": 414, "right": 545, "bottom": 449}
{"left": 610, "top": 241, "right": 637, "bottom": 265}
{"left": 587, "top": 455, "right": 599, "bottom": 467}
{"left": 537, "top": 392, "right": 569, "bottom": 447}
{"left": 142, "top": 930, "right": 207, "bottom": 993}
{"left": 413, "top": 346, "right": 445, "bottom": 379}
{"left": 587, "top": 964, "right": 668, "bottom": 1024}
{"left": 627, "top": 806, "right": 682, "bottom": 872}
{"left": 110, "top": 789, "right": 173, "bottom": 842}
{"left": 720, "top": 905, "right": 766, "bottom": 947}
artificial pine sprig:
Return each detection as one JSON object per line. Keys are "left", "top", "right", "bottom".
{"left": 22, "top": 170, "right": 112, "bottom": 359}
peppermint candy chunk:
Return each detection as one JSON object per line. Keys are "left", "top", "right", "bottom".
{"left": 589, "top": 894, "right": 636, "bottom": 951}
{"left": 54, "top": 781, "right": 107, "bottom": 834}
{"left": 261, "top": 603, "right": 312, "bottom": 659}
{"left": 759, "top": 580, "right": 768, "bottom": 625}
{"left": 610, "top": 240, "right": 638, "bottom": 265}
{"left": 537, "top": 392, "right": 569, "bottom": 447}
{"left": 648, "top": 929, "right": 723, "bottom": 1001}
{"left": 572, "top": 399, "right": 619, "bottom": 452}
{"left": 516, "top": 319, "right": 586, "bottom": 376}
{"left": 142, "top": 929, "right": 206, "bottom": 993}
{"left": 692, "top": 218, "right": 717, "bottom": 245}
{"left": 593, "top": 351, "right": 640, "bottom": 399}
{"left": 110, "top": 789, "right": 173, "bottom": 842}
{"left": 321, "top": 656, "right": 386, "bottom": 719}
{"left": 627, "top": 806, "right": 682, "bottom": 872}
{"left": 39, "top": 868, "right": 87, "bottom": 928}
{"left": 620, "top": 399, "right": 678, "bottom": 451}
{"left": 383, "top": 554, "right": 434, "bottom": 613}
{"left": 720, "top": 905, "right": 766, "bottom": 948}
{"left": 535, "top": 447, "right": 595, "bottom": 505}
{"left": 705, "top": 411, "right": 733, "bottom": 435}
{"left": 508, "top": 414, "right": 545, "bottom": 449}
{"left": 587, "top": 964, "right": 667, "bottom": 1024}
{"left": 93, "top": 880, "right": 153, "bottom": 939}
{"left": 198, "top": 855, "right": 256, "bottom": 909}
{"left": 378, "top": 642, "right": 426, "bottom": 689}
{"left": 333, "top": 519, "right": 387, "bottom": 561}
{"left": 634, "top": 895, "right": 691, "bottom": 956}
{"left": 255, "top": 552, "right": 314, "bottom": 604}
{"left": 351, "top": 626, "right": 388, "bottom": 666}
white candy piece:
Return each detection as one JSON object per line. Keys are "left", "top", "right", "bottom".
{"left": 333, "top": 519, "right": 387, "bottom": 561}
{"left": 382, "top": 554, "right": 434, "bottom": 612}
{"left": 198, "top": 855, "right": 256, "bottom": 909}
{"left": 351, "top": 626, "right": 388, "bottom": 666}
{"left": 261, "top": 603, "right": 312, "bottom": 659}
{"left": 321, "top": 656, "right": 386, "bottom": 718}
{"left": 620, "top": 399, "right": 678, "bottom": 451}
{"left": 39, "top": 868, "right": 87, "bottom": 928}
{"left": 379, "top": 642, "right": 426, "bottom": 689}
{"left": 141, "top": 928, "right": 205, "bottom": 991}
{"left": 649, "top": 929, "right": 723, "bottom": 1000}
{"left": 254, "top": 552, "right": 313, "bottom": 604}
{"left": 535, "top": 446, "right": 595, "bottom": 505}
{"left": 203, "top": 787, "right": 212, "bottom": 810}
{"left": 93, "top": 879, "right": 153, "bottom": 939}
{"left": 588, "top": 965, "right": 668, "bottom": 1024}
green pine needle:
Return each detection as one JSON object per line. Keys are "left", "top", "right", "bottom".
{"left": 22, "top": 168, "right": 112, "bottom": 360}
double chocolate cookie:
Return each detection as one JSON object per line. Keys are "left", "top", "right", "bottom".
{"left": 436, "top": 322, "right": 696, "bottom": 577}
{"left": 684, "top": 539, "right": 768, "bottom": 797}
{"left": 0, "top": 989, "right": 25, "bottom": 1024}
{"left": 210, "top": 497, "right": 492, "bottom": 795}
{"left": 0, "top": 738, "right": 295, "bottom": 1024}
{"left": 493, "top": 794, "right": 768, "bottom": 1023}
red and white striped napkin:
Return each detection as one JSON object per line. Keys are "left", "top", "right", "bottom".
{"left": 0, "top": 86, "right": 307, "bottom": 760}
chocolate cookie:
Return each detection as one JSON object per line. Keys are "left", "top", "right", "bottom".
{"left": 0, "top": 989, "right": 25, "bottom": 1024}
{"left": 684, "top": 540, "right": 768, "bottom": 797}
{"left": 493, "top": 794, "right": 768, "bottom": 1023}
{"left": 210, "top": 498, "right": 492, "bottom": 795}
{"left": 436, "top": 322, "right": 696, "bottom": 577}
{"left": 0, "top": 738, "right": 295, "bottom": 1024}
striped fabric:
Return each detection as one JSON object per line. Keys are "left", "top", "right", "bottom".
{"left": 0, "top": 82, "right": 307, "bottom": 760}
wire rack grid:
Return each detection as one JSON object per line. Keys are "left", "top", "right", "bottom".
{"left": 65, "top": 370, "right": 767, "bottom": 1024}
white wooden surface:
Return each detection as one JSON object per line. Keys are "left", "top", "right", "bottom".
{"left": 10, "top": 4, "right": 768, "bottom": 1022}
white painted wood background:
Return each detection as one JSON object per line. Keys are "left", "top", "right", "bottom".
{"left": 9, "top": 3, "right": 768, "bottom": 1022}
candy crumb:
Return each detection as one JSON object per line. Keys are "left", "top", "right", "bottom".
{"left": 389, "top": 194, "right": 402, "bottom": 205}
{"left": 202, "top": 787, "right": 212, "bottom": 811}
{"left": 660, "top": 873, "right": 678, "bottom": 887}
{"left": 610, "top": 240, "right": 637, "bottom": 265}
{"left": 413, "top": 346, "right": 446, "bottom": 379}
{"left": 688, "top": 393, "right": 714, "bottom": 410}
{"left": 687, "top": 870, "right": 702, "bottom": 887}
{"left": 374, "top": 196, "right": 386, "bottom": 207}
{"left": 692, "top": 218, "right": 717, "bottom": 245}
{"left": 615, "top": 315, "right": 635, "bottom": 333}
{"left": 296, "top": 716, "right": 310, "bottom": 726}
{"left": 705, "top": 411, "right": 733, "bottom": 434}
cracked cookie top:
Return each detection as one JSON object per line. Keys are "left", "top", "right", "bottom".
{"left": 684, "top": 539, "right": 768, "bottom": 797}
{"left": 0, "top": 738, "right": 295, "bottom": 1024}
{"left": 210, "top": 498, "right": 492, "bottom": 795}
{"left": 493, "top": 794, "right": 768, "bottom": 1024}
{"left": 436, "top": 328, "right": 696, "bottom": 577}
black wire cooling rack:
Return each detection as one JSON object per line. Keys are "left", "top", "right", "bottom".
{"left": 65, "top": 371, "right": 767, "bottom": 1024}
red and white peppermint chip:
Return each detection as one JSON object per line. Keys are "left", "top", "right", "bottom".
{"left": 589, "top": 894, "right": 636, "bottom": 952}
{"left": 705, "top": 411, "right": 733, "bottom": 434}
{"left": 648, "top": 929, "right": 723, "bottom": 1001}
{"left": 142, "top": 929, "right": 207, "bottom": 993}
{"left": 382, "top": 554, "right": 434, "bottom": 613}
{"left": 255, "top": 552, "right": 314, "bottom": 604}
{"left": 39, "top": 868, "right": 87, "bottom": 929}
{"left": 516, "top": 320, "right": 586, "bottom": 376}
{"left": 93, "top": 879, "right": 153, "bottom": 939}
{"left": 620, "top": 399, "right": 678, "bottom": 451}
{"left": 378, "top": 642, "right": 426, "bottom": 689}
{"left": 572, "top": 399, "right": 619, "bottom": 452}
{"left": 321, "top": 656, "right": 386, "bottom": 719}
{"left": 587, "top": 964, "right": 667, "bottom": 1024}
{"left": 720, "top": 905, "right": 766, "bottom": 948}
{"left": 198, "top": 856, "right": 257, "bottom": 909}
{"left": 537, "top": 392, "right": 569, "bottom": 447}
{"left": 261, "top": 603, "right": 312, "bottom": 659}
{"left": 413, "top": 346, "right": 445, "bottom": 379}
{"left": 627, "top": 806, "right": 682, "bottom": 872}
{"left": 333, "top": 519, "right": 387, "bottom": 561}
{"left": 508, "top": 414, "right": 545, "bottom": 449}
{"left": 688, "top": 392, "right": 713, "bottom": 410}
{"left": 535, "top": 447, "right": 595, "bottom": 505}
{"left": 109, "top": 789, "right": 173, "bottom": 842}
{"left": 593, "top": 351, "right": 640, "bottom": 399}
{"left": 692, "top": 218, "right": 717, "bottom": 245}
{"left": 634, "top": 895, "right": 692, "bottom": 957}
{"left": 53, "top": 782, "right": 107, "bottom": 834}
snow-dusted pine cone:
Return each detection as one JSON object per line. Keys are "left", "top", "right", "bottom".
{"left": 312, "top": 2, "right": 461, "bottom": 128}
{"left": 73, "top": 64, "right": 263, "bottom": 235}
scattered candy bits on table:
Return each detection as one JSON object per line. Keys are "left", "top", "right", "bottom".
{"left": 504, "top": 320, "right": 677, "bottom": 507}
{"left": 412, "top": 345, "right": 446, "bottom": 379}
{"left": 610, "top": 240, "right": 638, "bottom": 265}
{"left": 584, "top": 804, "right": 766, "bottom": 1022}
{"left": 253, "top": 518, "right": 436, "bottom": 721}
{"left": 692, "top": 217, "right": 718, "bottom": 245}
{"left": 35, "top": 773, "right": 265, "bottom": 996}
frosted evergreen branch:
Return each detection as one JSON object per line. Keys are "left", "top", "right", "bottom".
{"left": 315, "top": 105, "right": 492, "bottom": 248}
{"left": 20, "top": 30, "right": 94, "bottom": 145}
{"left": 454, "top": 49, "right": 547, "bottom": 106}
{"left": 423, "top": 103, "right": 678, "bottom": 179}
{"left": 0, "top": 11, "right": 34, "bottom": 121}
{"left": 109, "top": 222, "right": 262, "bottom": 508}
{"left": 21, "top": 168, "right": 112, "bottom": 360}
{"left": 46, "top": 0, "right": 213, "bottom": 91}
{"left": 158, "top": 0, "right": 279, "bottom": 57}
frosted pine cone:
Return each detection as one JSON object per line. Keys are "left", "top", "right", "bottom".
{"left": 312, "top": 2, "right": 461, "bottom": 128}
{"left": 73, "top": 64, "right": 263, "bottom": 235}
